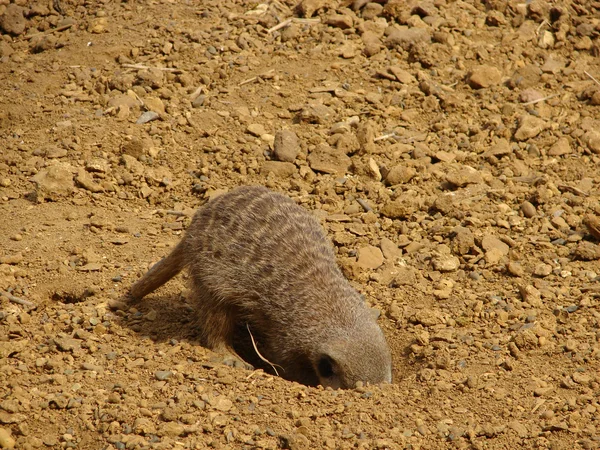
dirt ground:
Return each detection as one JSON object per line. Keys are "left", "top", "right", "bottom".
{"left": 1, "top": 0, "right": 600, "bottom": 448}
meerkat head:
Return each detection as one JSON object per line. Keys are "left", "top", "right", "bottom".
{"left": 312, "top": 317, "right": 392, "bottom": 389}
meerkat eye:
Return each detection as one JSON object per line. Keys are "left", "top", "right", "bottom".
{"left": 317, "top": 355, "right": 336, "bottom": 379}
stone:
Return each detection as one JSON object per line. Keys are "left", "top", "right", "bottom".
{"left": 533, "top": 263, "right": 552, "bottom": 277}
{"left": 298, "top": 104, "right": 333, "bottom": 124}
{"left": 446, "top": 166, "right": 483, "bottom": 187}
{"left": 381, "top": 194, "right": 419, "bottom": 219}
{"left": 574, "top": 241, "right": 600, "bottom": 261}
{"left": 260, "top": 161, "right": 297, "bottom": 177}
{"left": 31, "top": 163, "right": 75, "bottom": 199}
{"left": 468, "top": 65, "right": 502, "bottom": 89}
{"left": 362, "top": 31, "right": 381, "bottom": 57}
{"left": 75, "top": 169, "right": 104, "bottom": 193}
{"left": 385, "top": 27, "right": 431, "bottom": 49}
{"left": 144, "top": 97, "right": 165, "bottom": 115}
{"left": 273, "top": 130, "right": 299, "bottom": 162}
{"left": 521, "top": 201, "right": 536, "bottom": 218}
{"left": 385, "top": 165, "right": 416, "bottom": 185}
{"left": 583, "top": 131, "right": 600, "bottom": 154}
{"left": 432, "top": 254, "right": 460, "bottom": 272}
{"left": 452, "top": 227, "right": 474, "bottom": 255}
{"left": 0, "top": 4, "right": 27, "bottom": 36}
{"left": 297, "top": 0, "right": 331, "bottom": 17}
{"left": 548, "top": 137, "right": 571, "bottom": 156}
{"left": 307, "top": 144, "right": 351, "bottom": 175}
{"left": 325, "top": 14, "right": 353, "bottom": 29}
{"left": 481, "top": 235, "right": 509, "bottom": 255}
{"left": 484, "top": 138, "right": 511, "bottom": 157}
{"left": 380, "top": 238, "right": 401, "bottom": 261}
{"left": 247, "top": 123, "right": 266, "bottom": 137}
{"left": 0, "top": 427, "right": 15, "bottom": 449}
{"left": 389, "top": 66, "right": 416, "bottom": 84}
{"left": 356, "top": 245, "right": 384, "bottom": 270}
{"left": 514, "top": 115, "right": 546, "bottom": 141}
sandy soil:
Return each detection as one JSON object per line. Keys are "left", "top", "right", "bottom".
{"left": 1, "top": 0, "right": 600, "bottom": 448}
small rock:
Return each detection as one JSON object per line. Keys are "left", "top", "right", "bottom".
{"left": 583, "top": 131, "right": 600, "bottom": 154}
{"left": 212, "top": 397, "right": 233, "bottom": 412}
{"left": 514, "top": 115, "right": 546, "bottom": 141}
{"left": 381, "top": 194, "right": 419, "bottom": 219}
{"left": 388, "top": 66, "right": 416, "bottom": 84}
{"left": 468, "top": 65, "right": 502, "bottom": 89}
{"left": 385, "top": 27, "right": 431, "bottom": 49}
{"left": 297, "top": 0, "right": 330, "bottom": 17}
{"left": 0, "top": 4, "right": 27, "bottom": 36}
{"left": 260, "top": 161, "right": 296, "bottom": 177}
{"left": 380, "top": 238, "right": 401, "bottom": 261}
{"left": 507, "top": 261, "right": 525, "bottom": 277}
{"left": 144, "top": 97, "right": 165, "bottom": 115}
{"left": 521, "top": 201, "right": 536, "bottom": 218}
{"left": 273, "top": 130, "right": 299, "bottom": 162}
{"left": 481, "top": 235, "right": 509, "bottom": 255}
{"left": 385, "top": 165, "right": 416, "bottom": 185}
{"left": 298, "top": 104, "right": 333, "bottom": 124}
{"left": 366, "top": 158, "right": 381, "bottom": 181}
{"left": 325, "top": 14, "right": 353, "bottom": 29}
{"left": 533, "top": 263, "right": 552, "bottom": 277}
{"left": 155, "top": 371, "right": 173, "bottom": 381}
{"left": 574, "top": 241, "right": 600, "bottom": 261}
{"left": 583, "top": 214, "right": 600, "bottom": 240}
{"left": 31, "top": 163, "right": 75, "bottom": 198}
{"left": 548, "top": 137, "right": 571, "bottom": 156}
{"left": 136, "top": 111, "right": 160, "bottom": 124}
{"left": 247, "top": 123, "right": 266, "bottom": 137}
{"left": 362, "top": 31, "right": 381, "bottom": 57}
{"left": 307, "top": 144, "right": 351, "bottom": 175}
{"left": 356, "top": 246, "right": 384, "bottom": 270}
{"left": 432, "top": 254, "right": 460, "bottom": 272}
{"left": 484, "top": 139, "right": 511, "bottom": 157}
{"left": 76, "top": 168, "right": 104, "bottom": 193}
{"left": 0, "top": 427, "right": 15, "bottom": 450}
{"left": 452, "top": 227, "right": 474, "bottom": 255}
{"left": 519, "top": 285, "right": 542, "bottom": 307}
{"left": 446, "top": 166, "right": 483, "bottom": 187}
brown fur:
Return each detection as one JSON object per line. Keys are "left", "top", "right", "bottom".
{"left": 130, "top": 186, "right": 392, "bottom": 388}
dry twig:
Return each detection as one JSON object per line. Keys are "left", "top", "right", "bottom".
{"left": 1, "top": 290, "right": 36, "bottom": 308}
{"left": 246, "top": 323, "right": 284, "bottom": 376}
{"left": 122, "top": 64, "right": 183, "bottom": 73}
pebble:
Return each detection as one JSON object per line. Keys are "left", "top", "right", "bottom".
{"left": 385, "top": 27, "right": 431, "bottom": 49}
{"left": 432, "top": 254, "right": 460, "bottom": 272}
{"left": 30, "top": 164, "right": 75, "bottom": 198}
{"left": 0, "top": 428, "right": 15, "bottom": 449}
{"left": 356, "top": 246, "right": 384, "bottom": 270}
{"left": 273, "top": 130, "right": 299, "bottom": 162}
{"left": 583, "top": 131, "right": 600, "bottom": 154}
{"left": 0, "top": 4, "right": 27, "bottom": 36}
{"left": 446, "top": 166, "right": 483, "bottom": 187}
{"left": 155, "top": 371, "right": 173, "bottom": 381}
{"left": 548, "top": 137, "right": 571, "bottom": 156}
{"left": 385, "top": 165, "right": 416, "bottom": 185}
{"left": 514, "top": 115, "right": 546, "bottom": 141}
{"left": 136, "top": 111, "right": 160, "bottom": 124}
{"left": 521, "top": 201, "right": 536, "bottom": 218}
{"left": 468, "top": 65, "right": 502, "bottom": 89}
{"left": 247, "top": 123, "right": 266, "bottom": 137}
{"left": 307, "top": 144, "right": 351, "bottom": 175}
{"left": 261, "top": 161, "right": 297, "bottom": 177}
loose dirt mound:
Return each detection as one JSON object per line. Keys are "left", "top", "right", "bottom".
{"left": 1, "top": 0, "right": 600, "bottom": 448}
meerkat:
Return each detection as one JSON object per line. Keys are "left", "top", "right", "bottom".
{"left": 130, "top": 186, "right": 392, "bottom": 389}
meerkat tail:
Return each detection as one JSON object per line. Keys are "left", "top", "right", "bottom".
{"left": 130, "top": 241, "right": 187, "bottom": 299}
